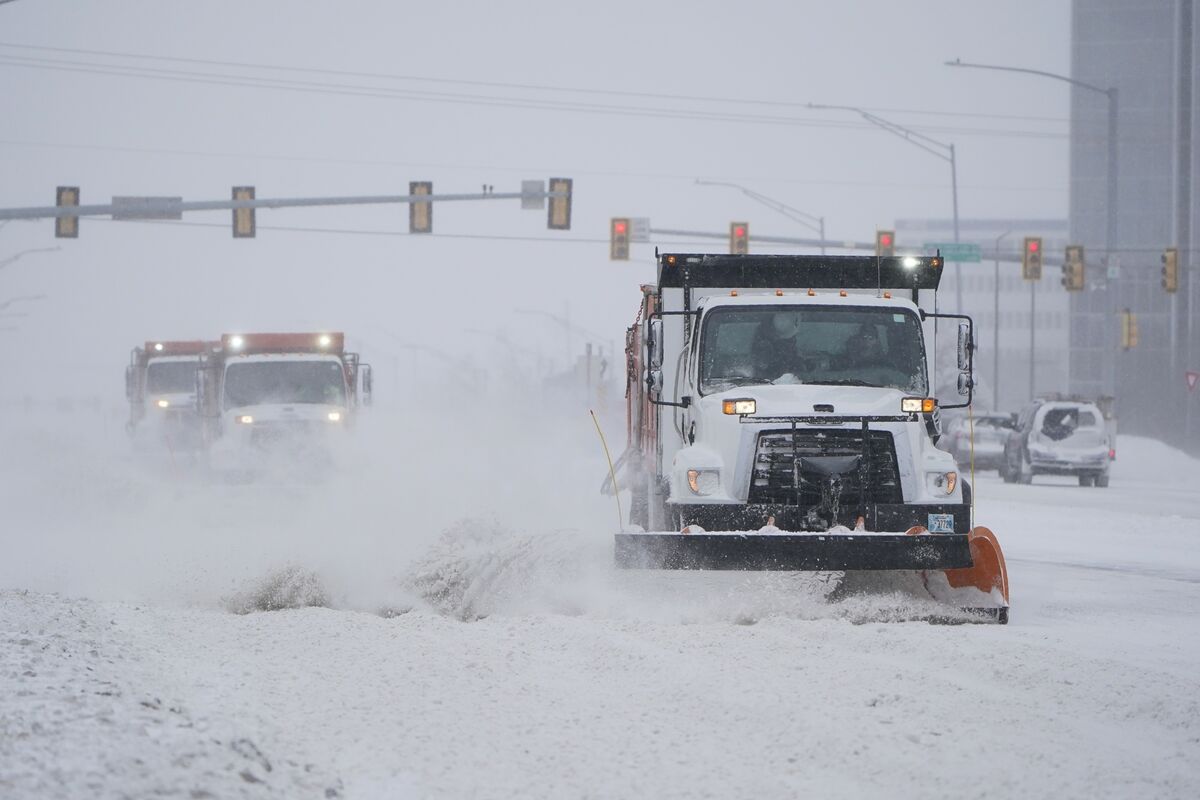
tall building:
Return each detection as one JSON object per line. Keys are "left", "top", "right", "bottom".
{"left": 1070, "top": 0, "right": 1199, "bottom": 452}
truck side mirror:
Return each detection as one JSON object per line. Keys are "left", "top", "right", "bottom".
{"left": 648, "top": 318, "right": 664, "bottom": 370}
{"left": 957, "top": 372, "right": 973, "bottom": 396}
{"left": 649, "top": 368, "right": 664, "bottom": 394}
{"left": 361, "top": 364, "right": 374, "bottom": 406}
{"left": 957, "top": 322, "right": 971, "bottom": 371}
{"left": 124, "top": 365, "right": 135, "bottom": 402}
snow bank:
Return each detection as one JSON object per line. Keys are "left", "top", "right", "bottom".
{"left": 1111, "top": 433, "right": 1200, "bottom": 484}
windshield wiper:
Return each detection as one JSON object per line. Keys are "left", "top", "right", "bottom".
{"left": 807, "top": 379, "right": 873, "bottom": 387}
{"left": 706, "top": 376, "right": 774, "bottom": 388}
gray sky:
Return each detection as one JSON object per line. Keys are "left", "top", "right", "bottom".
{"left": 0, "top": 0, "right": 1071, "bottom": 394}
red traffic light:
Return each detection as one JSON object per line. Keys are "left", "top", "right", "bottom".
{"left": 614, "top": 221, "right": 627, "bottom": 234}
{"left": 734, "top": 226, "right": 746, "bottom": 237}
{"left": 1027, "top": 240, "right": 1039, "bottom": 253}
{"left": 880, "top": 233, "right": 892, "bottom": 246}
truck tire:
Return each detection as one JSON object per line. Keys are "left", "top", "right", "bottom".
{"left": 1095, "top": 473, "right": 1110, "bottom": 488}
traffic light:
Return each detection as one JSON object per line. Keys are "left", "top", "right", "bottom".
{"left": 231, "top": 186, "right": 255, "bottom": 238}
{"left": 730, "top": 222, "right": 749, "bottom": 255}
{"left": 55, "top": 186, "right": 79, "bottom": 239}
{"left": 875, "top": 229, "right": 895, "bottom": 258}
{"left": 1162, "top": 247, "right": 1179, "bottom": 293}
{"left": 1120, "top": 309, "right": 1139, "bottom": 349}
{"left": 610, "top": 217, "right": 630, "bottom": 260}
{"left": 409, "top": 181, "right": 432, "bottom": 234}
{"left": 547, "top": 177, "right": 573, "bottom": 230}
{"left": 1061, "top": 245, "right": 1085, "bottom": 291}
{"left": 1022, "top": 236, "right": 1043, "bottom": 280}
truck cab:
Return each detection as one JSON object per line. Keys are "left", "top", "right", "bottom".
{"left": 199, "top": 332, "right": 372, "bottom": 475}
{"left": 623, "top": 253, "right": 974, "bottom": 535}
{"left": 125, "top": 340, "right": 211, "bottom": 450}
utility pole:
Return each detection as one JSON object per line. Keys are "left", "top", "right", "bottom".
{"left": 993, "top": 229, "right": 1013, "bottom": 410}
{"left": 1029, "top": 276, "right": 1037, "bottom": 401}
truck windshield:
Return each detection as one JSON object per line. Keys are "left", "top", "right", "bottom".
{"left": 699, "top": 305, "right": 928, "bottom": 394}
{"left": 223, "top": 361, "right": 346, "bottom": 408}
{"left": 146, "top": 361, "right": 198, "bottom": 394}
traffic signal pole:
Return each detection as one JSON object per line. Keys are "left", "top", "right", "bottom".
{"left": 994, "top": 229, "right": 1013, "bottom": 410}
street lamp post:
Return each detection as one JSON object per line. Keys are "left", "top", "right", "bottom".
{"left": 515, "top": 308, "right": 614, "bottom": 372}
{"left": 945, "top": 58, "right": 1119, "bottom": 396}
{"left": 694, "top": 180, "right": 827, "bottom": 254}
{"left": 808, "top": 103, "right": 962, "bottom": 310}
{"left": 0, "top": 294, "right": 47, "bottom": 312}
{"left": 993, "top": 229, "right": 1013, "bottom": 410}
{"left": 0, "top": 246, "right": 60, "bottom": 272}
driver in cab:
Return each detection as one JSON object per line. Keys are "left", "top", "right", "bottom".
{"left": 750, "top": 313, "right": 804, "bottom": 382}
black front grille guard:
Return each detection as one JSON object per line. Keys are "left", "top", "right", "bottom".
{"left": 740, "top": 413, "right": 920, "bottom": 529}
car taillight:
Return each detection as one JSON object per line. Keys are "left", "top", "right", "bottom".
{"left": 1109, "top": 448, "right": 1116, "bottom": 460}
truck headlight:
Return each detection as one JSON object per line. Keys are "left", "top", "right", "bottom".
{"left": 722, "top": 398, "right": 756, "bottom": 416}
{"left": 926, "top": 471, "right": 957, "bottom": 496}
{"left": 327, "top": 411, "right": 342, "bottom": 422}
{"left": 236, "top": 415, "right": 254, "bottom": 424}
{"left": 901, "top": 397, "right": 937, "bottom": 413}
{"left": 156, "top": 399, "right": 170, "bottom": 409}
{"left": 687, "top": 469, "right": 720, "bottom": 496}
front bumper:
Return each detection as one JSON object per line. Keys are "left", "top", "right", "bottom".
{"left": 1028, "top": 453, "right": 1109, "bottom": 475}
{"left": 615, "top": 530, "right": 972, "bottom": 571}
{"left": 671, "top": 502, "right": 972, "bottom": 535}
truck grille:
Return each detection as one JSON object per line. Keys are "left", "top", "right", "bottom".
{"left": 748, "top": 428, "right": 903, "bottom": 506}
{"left": 249, "top": 421, "right": 323, "bottom": 448}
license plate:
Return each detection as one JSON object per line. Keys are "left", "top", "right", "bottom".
{"left": 927, "top": 513, "right": 955, "bottom": 533}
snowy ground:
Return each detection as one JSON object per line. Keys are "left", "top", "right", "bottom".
{"left": 2, "top": 407, "right": 1199, "bottom": 798}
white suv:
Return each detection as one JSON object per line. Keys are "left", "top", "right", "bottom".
{"left": 1001, "top": 399, "right": 1113, "bottom": 487}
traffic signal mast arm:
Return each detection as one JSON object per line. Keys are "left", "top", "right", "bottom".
{"left": 2, "top": 187, "right": 571, "bottom": 221}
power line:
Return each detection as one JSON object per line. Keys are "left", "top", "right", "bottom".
{"left": 0, "top": 139, "right": 1068, "bottom": 194}
{"left": 0, "top": 41, "right": 1070, "bottom": 126}
{"left": 0, "top": 53, "right": 1068, "bottom": 141}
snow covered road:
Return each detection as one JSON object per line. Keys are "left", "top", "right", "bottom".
{"left": 2, "top": 422, "right": 1199, "bottom": 798}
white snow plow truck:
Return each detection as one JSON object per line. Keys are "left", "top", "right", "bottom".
{"left": 610, "top": 252, "right": 1009, "bottom": 623}
{"left": 125, "top": 339, "right": 212, "bottom": 451}
{"left": 198, "top": 332, "right": 372, "bottom": 478}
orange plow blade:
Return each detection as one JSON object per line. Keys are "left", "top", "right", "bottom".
{"left": 943, "top": 526, "right": 1009, "bottom": 621}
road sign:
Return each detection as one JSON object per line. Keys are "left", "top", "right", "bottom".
{"left": 111, "top": 196, "right": 183, "bottom": 220}
{"left": 1187, "top": 371, "right": 1199, "bottom": 392}
{"left": 629, "top": 217, "right": 651, "bottom": 243}
{"left": 520, "top": 180, "right": 545, "bottom": 210}
{"left": 923, "top": 242, "right": 981, "bottom": 262}
{"left": 1107, "top": 254, "right": 1121, "bottom": 279}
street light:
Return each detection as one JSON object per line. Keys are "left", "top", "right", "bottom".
{"left": 695, "top": 180, "right": 827, "bottom": 255}
{"left": 515, "top": 308, "right": 614, "bottom": 371}
{"left": 807, "top": 103, "right": 961, "bottom": 310}
{"left": 992, "top": 229, "right": 1013, "bottom": 411}
{"left": 946, "top": 57, "right": 1119, "bottom": 395}
{"left": 0, "top": 294, "right": 46, "bottom": 312}
{"left": 0, "top": 246, "right": 60, "bottom": 272}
